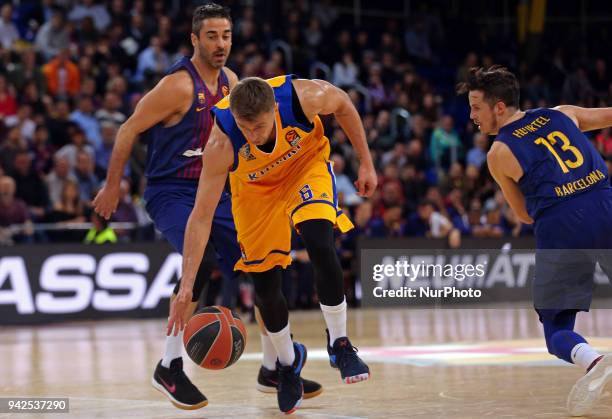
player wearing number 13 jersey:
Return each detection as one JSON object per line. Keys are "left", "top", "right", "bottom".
{"left": 458, "top": 66, "right": 612, "bottom": 417}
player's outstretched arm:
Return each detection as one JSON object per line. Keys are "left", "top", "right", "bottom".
{"left": 554, "top": 105, "right": 612, "bottom": 132}
{"left": 93, "top": 73, "right": 192, "bottom": 219}
{"left": 487, "top": 142, "right": 534, "bottom": 224}
{"left": 167, "top": 123, "right": 233, "bottom": 336}
{"left": 293, "top": 78, "right": 377, "bottom": 197}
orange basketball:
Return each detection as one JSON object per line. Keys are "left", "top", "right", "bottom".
{"left": 183, "top": 306, "right": 247, "bottom": 370}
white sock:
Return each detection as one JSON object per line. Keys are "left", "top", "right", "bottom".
{"left": 320, "top": 298, "right": 347, "bottom": 344}
{"left": 571, "top": 343, "right": 601, "bottom": 370}
{"left": 260, "top": 333, "right": 278, "bottom": 370}
{"left": 161, "top": 329, "right": 184, "bottom": 368}
{"left": 267, "top": 324, "right": 295, "bottom": 367}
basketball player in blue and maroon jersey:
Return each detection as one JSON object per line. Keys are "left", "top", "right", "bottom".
{"left": 458, "top": 66, "right": 612, "bottom": 416}
{"left": 93, "top": 3, "right": 321, "bottom": 410}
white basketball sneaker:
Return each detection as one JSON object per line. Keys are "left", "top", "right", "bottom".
{"left": 567, "top": 355, "right": 612, "bottom": 416}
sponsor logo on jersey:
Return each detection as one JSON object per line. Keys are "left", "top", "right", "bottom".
{"left": 222, "top": 85, "right": 229, "bottom": 97}
{"left": 198, "top": 92, "right": 206, "bottom": 104}
{"left": 247, "top": 144, "right": 302, "bottom": 181}
{"left": 182, "top": 147, "right": 203, "bottom": 157}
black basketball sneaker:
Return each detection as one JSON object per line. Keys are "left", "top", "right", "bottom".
{"left": 326, "top": 329, "right": 370, "bottom": 384}
{"left": 257, "top": 366, "right": 323, "bottom": 399}
{"left": 277, "top": 342, "right": 307, "bottom": 414}
{"left": 151, "top": 358, "right": 208, "bottom": 410}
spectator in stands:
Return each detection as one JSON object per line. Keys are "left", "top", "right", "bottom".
{"left": 42, "top": 49, "right": 81, "bottom": 98}
{"left": 84, "top": 211, "right": 117, "bottom": 244}
{"left": 70, "top": 95, "right": 103, "bottom": 148}
{"left": 95, "top": 92, "right": 126, "bottom": 127}
{"left": 11, "top": 150, "right": 49, "bottom": 220}
{"left": 73, "top": 150, "right": 99, "bottom": 204}
{"left": 35, "top": 7, "right": 70, "bottom": 60}
{"left": 333, "top": 52, "right": 359, "bottom": 88}
{"left": 0, "top": 176, "right": 33, "bottom": 244}
{"left": 6, "top": 49, "right": 46, "bottom": 94}
{"left": 68, "top": 0, "right": 111, "bottom": 32}
{"left": 369, "top": 205, "right": 404, "bottom": 237}
{"left": 404, "top": 19, "right": 432, "bottom": 64}
{"left": 96, "top": 121, "right": 130, "bottom": 178}
{"left": 55, "top": 125, "right": 95, "bottom": 167}
{"left": 0, "top": 74, "right": 17, "bottom": 118}
{"left": 30, "top": 125, "right": 54, "bottom": 174}
{"left": 4, "top": 103, "right": 36, "bottom": 142}
{"left": 430, "top": 115, "right": 462, "bottom": 173}
{"left": 562, "top": 65, "right": 594, "bottom": 106}
{"left": 0, "top": 4, "right": 19, "bottom": 50}
{"left": 134, "top": 36, "right": 170, "bottom": 84}
{"left": 110, "top": 179, "right": 138, "bottom": 240}
{"left": 0, "top": 127, "right": 27, "bottom": 174}
{"left": 595, "top": 127, "right": 612, "bottom": 158}
{"left": 400, "top": 164, "right": 427, "bottom": 207}
{"left": 46, "top": 179, "right": 85, "bottom": 224}
{"left": 45, "top": 99, "right": 73, "bottom": 148}
{"left": 466, "top": 132, "right": 488, "bottom": 169}
{"left": 404, "top": 199, "right": 455, "bottom": 240}
{"left": 21, "top": 80, "right": 47, "bottom": 115}
{"left": 330, "top": 153, "right": 362, "bottom": 206}
{"left": 46, "top": 156, "right": 77, "bottom": 207}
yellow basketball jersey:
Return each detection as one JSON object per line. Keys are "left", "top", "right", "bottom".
{"left": 211, "top": 75, "right": 330, "bottom": 194}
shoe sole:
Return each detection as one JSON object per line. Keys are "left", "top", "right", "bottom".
{"left": 151, "top": 377, "right": 208, "bottom": 410}
{"left": 567, "top": 356, "right": 612, "bottom": 416}
{"left": 256, "top": 383, "right": 323, "bottom": 399}
{"left": 255, "top": 383, "right": 277, "bottom": 394}
{"left": 283, "top": 397, "right": 303, "bottom": 415}
{"left": 344, "top": 372, "right": 370, "bottom": 384}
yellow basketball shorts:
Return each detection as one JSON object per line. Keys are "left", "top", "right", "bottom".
{"left": 231, "top": 160, "right": 354, "bottom": 272}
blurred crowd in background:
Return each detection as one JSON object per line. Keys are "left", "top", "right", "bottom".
{"left": 0, "top": 1, "right": 611, "bottom": 307}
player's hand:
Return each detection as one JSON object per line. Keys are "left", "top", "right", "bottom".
{"left": 167, "top": 287, "right": 193, "bottom": 336}
{"left": 93, "top": 183, "right": 120, "bottom": 220}
{"left": 355, "top": 163, "right": 378, "bottom": 198}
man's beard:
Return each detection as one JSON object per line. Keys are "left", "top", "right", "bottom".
{"left": 198, "top": 48, "right": 224, "bottom": 69}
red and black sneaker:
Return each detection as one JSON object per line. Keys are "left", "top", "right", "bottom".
{"left": 151, "top": 358, "right": 208, "bottom": 410}
{"left": 326, "top": 329, "right": 370, "bottom": 384}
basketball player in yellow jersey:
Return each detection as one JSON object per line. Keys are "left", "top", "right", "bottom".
{"left": 169, "top": 75, "right": 377, "bottom": 413}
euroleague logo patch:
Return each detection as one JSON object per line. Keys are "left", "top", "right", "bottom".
{"left": 239, "top": 143, "right": 256, "bottom": 161}
{"left": 285, "top": 129, "right": 301, "bottom": 146}
{"left": 198, "top": 92, "right": 205, "bottom": 104}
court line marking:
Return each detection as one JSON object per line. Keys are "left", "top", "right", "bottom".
{"left": 68, "top": 397, "right": 367, "bottom": 419}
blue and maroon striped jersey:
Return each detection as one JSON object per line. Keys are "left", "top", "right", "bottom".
{"left": 143, "top": 57, "right": 229, "bottom": 181}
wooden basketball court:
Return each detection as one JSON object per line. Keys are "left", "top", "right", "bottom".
{"left": 2, "top": 307, "right": 612, "bottom": 418}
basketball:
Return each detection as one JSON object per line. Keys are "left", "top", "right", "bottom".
{"left": 182, "top": 306, "right": 247, "bottom": 370}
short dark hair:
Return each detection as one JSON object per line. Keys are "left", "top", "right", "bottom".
{"left": 192, "top": 3, "right": 232, "bottom": 36}
{"left": 456, "top": 66, "right": 520, "bottom": 108}
{"left": 229, "top": 77, "right": 276, "bottom": 121}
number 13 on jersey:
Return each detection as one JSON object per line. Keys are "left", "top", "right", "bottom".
{"left": 535, "top": 130, "right": 584, "bottom": 174}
